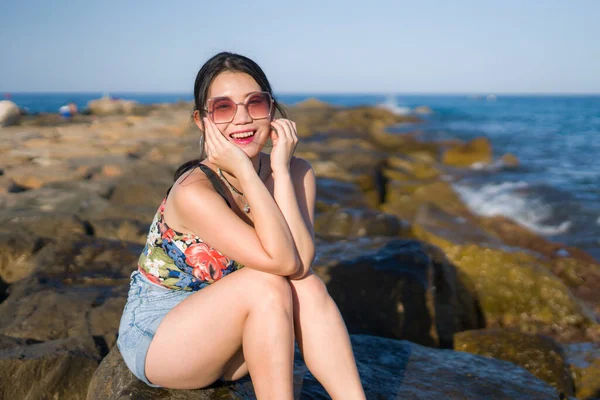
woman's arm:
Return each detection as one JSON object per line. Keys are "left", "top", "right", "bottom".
{"left": 270, "top": 119, "right": 316, "bottom": 279}
{"left": 169, "top": 117, "right": 301, "bottom": 277}
{"left": 273, "top": 157, "right": 316, "bottom": 280}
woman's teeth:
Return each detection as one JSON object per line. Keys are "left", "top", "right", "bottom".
{"left": 231, "top": 131, "right": 255, "bottom": 139}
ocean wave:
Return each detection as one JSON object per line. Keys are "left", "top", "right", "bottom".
{"left": 453, "top": 181, "right": 572, "bottom": 236}
{"left": 377, "top": 96, "right": 411, "bottom": 115}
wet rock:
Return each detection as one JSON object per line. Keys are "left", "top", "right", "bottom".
{"left": 442, "top": 137, "right": 493, "bottom": 167}
{"left": 88, "top": 334, "right": 561, "bottom": 399}
{"left": 0, "top": 336, "right": 100, "bottom": 400}
{"left": 454, "top": 329, "right": 574, "bottom": 397}
{"left": 314, "top": 239, "right": 482, "bottom": 347}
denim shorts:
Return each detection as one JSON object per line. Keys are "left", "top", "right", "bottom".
{"left": 117, "top": 270, "right": 194, "bottom": 387}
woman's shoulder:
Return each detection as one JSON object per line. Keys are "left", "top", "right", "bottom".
{"left": 168, "top": 166, "right": 221, "bottom": 210}
{"left": 289, "top": 156, "right": 315, "bottom": 183}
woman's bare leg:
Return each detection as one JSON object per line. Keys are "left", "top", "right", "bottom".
{"left": 144, "top": 267, "right": 294, "bottom": 399}
{"left": 289, "top": 271, "right": 366, "bottom": 400}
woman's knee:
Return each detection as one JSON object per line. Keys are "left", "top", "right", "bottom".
{"left": 290, "top": 271, "right": 330, "bottom": 305}
{"left": 245, "top": 269, "right": 293, "bottom": 312}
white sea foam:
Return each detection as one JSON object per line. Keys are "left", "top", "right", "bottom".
{"left": 377, "top": 96, "right": 411, "bottom": 115}
{"left": 453, "top": 181, "right": 572, "bottom": 236}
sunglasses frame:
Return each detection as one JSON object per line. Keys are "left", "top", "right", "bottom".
{"left": 204, "top": 91, "right": 274, "bottom": 124}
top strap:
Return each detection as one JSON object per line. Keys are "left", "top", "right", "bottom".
{"left": 198, "top": 164, "right": 232, "bottom": 208}
{"left": 165, "top": 163, "right": 232, "bottom": 209}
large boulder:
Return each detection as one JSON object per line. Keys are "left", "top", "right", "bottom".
{"left": 87, "top": 334, "right": 562, "bottom": 399}
{"left": 0, "top": 100, "right": 20, "bottom": 127}
{"left": 444, "top": 243, "right": 593, "bottom": 340}
{"left": 314, "top": 239, "right": 483, "bottom": 347}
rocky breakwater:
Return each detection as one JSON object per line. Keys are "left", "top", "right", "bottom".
{"left": 0, "top": 97, "right": 597, "bottom": 398}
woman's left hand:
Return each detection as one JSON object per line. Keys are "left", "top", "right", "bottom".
{"left": 270, "top": 118, "right": 299, "bottom": 176}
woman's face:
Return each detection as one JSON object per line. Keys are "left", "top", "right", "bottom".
{"left": 204, "top": 71, "right": 272, "bottom": 158}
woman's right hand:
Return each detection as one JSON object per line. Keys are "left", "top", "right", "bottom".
{"left": 203, "top": 117, "right": 252, "bottom": 175}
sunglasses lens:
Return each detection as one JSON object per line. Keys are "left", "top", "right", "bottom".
{"left": 211, "top": 98, "right": 236, "bottom": 123}
{"left": 246, "top": 93, "right": 271, "bottom": 119}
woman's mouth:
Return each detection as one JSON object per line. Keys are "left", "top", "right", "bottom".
{"left": 229, "top": 130, "right": 256, "bottom": 145}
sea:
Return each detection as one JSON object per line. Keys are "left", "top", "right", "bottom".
{"left": 5, "top": 92, "right": 600, "bottom": 260}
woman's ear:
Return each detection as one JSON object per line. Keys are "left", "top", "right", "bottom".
{"left": 193, "top": 110, "right": 204, "bottom": 131}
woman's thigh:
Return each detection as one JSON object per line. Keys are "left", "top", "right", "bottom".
{"left": 145, "top": 267, "right": 291, "bottom": 389}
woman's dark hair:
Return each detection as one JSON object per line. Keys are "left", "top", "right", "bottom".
{"left": 174, "top": 52, "right": 287, "bottom": 182}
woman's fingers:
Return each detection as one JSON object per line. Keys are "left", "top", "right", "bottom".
{"left": 272, "top": 119, "right": 292, "bottom": 141}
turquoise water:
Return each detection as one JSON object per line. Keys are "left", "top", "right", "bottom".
{"left": 5, "top": 93, "right": 600, "bottom": 259}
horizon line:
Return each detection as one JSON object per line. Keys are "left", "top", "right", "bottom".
{"left": 3, "top": 91, "right": 600, "bottom": 96}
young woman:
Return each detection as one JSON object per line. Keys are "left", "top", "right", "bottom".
{"left": 117, "top": 52, "right": 366, "bottom": 399}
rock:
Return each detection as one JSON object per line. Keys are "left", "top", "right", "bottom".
{"left": 293, "top": 98, "right": 334, "bottom": 109}
{"left": 443, "top": 243, "right": 593, "bottom": 339}
{"left": 310, "top": 160, "right": 355, "bottom": 182}
{"left": 87, "top": 334, "right": 562, "bottom": 399}
{"left": 0, "top": 230, "right": 47, "bottom": 283}
{"left": 501, "top": 153, "right": 520, "bottom": 167}
{"left": 442, "top": 137, "right": 493, "bottom": 167}
{"left": 0, "top": 186, "right": 112, "bottom": 223}
{"left": 0, "top": 100, "right": 20, "bottom": 127}
{"left": 315, "top": 178, "right": 371, "bottom": 211}
{"left": 0, "top": 335, "right": 29, "bottom": 351}
{"left": 87, "top": 96, "right": 141, "bottom": 115}
{"left": 412, "top": 203, "right": 503, "bottom": 247}
{"left": 563, "top": 342, "right": 600, "bottom": 399}
{"left": 315, "top": 207, "right": 410, "bottom": 238}
{"left": 101, "top": 164, "right": 124, "bottom": 177}
{"left": 414, "top": 105, "right": 433, "bottom": 114}
{"left": 382, "top": 180, "right": 474, "bottom": 222}
{"left": 454, "top": 329, "right": 574, "bottom": 397}
{"left": 7, "top": 164, "right": 90, "bottom": 189}
{"left": 0, "top": 336, "right": 100, "bottom": 400}
{"left": 0, "top": 237, "right": 138, "bottom": 344}
{"left": 88, "top": 217, "right": 149, "bottom": 244}
{"left": 314, "top": 239, "right": 483, "bottom": 347}
{"left": 386, "top": 154, "right": 441, "bottom": 180}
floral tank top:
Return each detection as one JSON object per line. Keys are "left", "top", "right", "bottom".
{"left": 137, "top": 165, "right": 244, "bottom": 291}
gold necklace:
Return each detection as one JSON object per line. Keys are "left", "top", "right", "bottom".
{"left": 217, "top": 157, "right": 262, "bottom": 213}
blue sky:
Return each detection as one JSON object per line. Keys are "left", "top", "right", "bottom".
{"left": 1, "top": 0, "right": 599, "bottom": 94}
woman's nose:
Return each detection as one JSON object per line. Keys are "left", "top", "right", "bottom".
{"left": 232, "top": 104, "right": 252, "bottom": 124}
